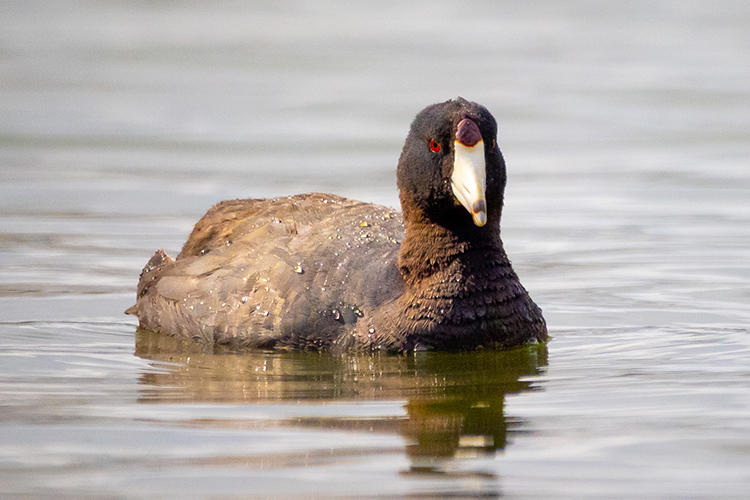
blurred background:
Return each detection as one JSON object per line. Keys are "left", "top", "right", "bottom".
{"left": 1, "top": 1, "right": 749, "bottom": 498}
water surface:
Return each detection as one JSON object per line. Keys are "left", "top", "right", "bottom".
{"left": 1, "top": 0, "right": 749, "bottom": 498}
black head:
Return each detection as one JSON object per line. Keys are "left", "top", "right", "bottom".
{"left": 397, "top": 98, "right": 507, "bottom": 233}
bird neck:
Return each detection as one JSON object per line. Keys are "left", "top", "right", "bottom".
{"left": 397, "top": 219, "right": 507, "bottom": 288}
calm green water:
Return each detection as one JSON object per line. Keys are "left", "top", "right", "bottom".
{"left": 1, "top": 0, "right": 749, "bottom": 498}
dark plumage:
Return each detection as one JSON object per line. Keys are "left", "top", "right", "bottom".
{"left": 127, "top": 99, "right": 547, "bottom": 352}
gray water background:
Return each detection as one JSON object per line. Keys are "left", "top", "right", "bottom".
{"left": 1, "top": 0, "right": 749, "bottom": 498}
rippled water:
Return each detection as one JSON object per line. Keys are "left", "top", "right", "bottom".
{"left": 1, "top": 0, "right": 749, "bottom": 498}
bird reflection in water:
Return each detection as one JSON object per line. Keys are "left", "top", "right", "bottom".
{"left": 134, "top": 329, "right": 547, "bottom": 479}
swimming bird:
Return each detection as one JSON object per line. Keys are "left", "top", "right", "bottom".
{"left": 126, "top": 98, "right": 547, "bottom": 352}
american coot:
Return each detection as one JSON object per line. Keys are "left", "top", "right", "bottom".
{"left": 126, "top": 98, "right": 547, "bottom": 352}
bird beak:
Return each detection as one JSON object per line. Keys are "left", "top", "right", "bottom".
{"left": 451, "top": 121, "right": 487, "bottom": 227}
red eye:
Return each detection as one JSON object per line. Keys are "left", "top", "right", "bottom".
{"left": 429, "top": 140, "right": 441, "bottom": 153}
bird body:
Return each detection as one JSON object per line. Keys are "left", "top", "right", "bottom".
{"left": 127, "top": 99, "right": 547, "bottom": 352}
